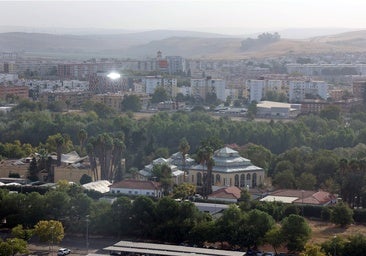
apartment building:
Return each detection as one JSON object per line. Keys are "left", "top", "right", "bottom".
{"left": 248, "top": 79, "right": 288, "bottom": 102}
{"left": 289, "top": 80, "right": 328, "bottom": 102}
{"left": 0, "top": 85, "right": 29, "bottom": 100}
{"left": 191, "top": 77, "right": 226, "bottom": 101}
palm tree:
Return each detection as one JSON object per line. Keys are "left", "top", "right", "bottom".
{"left": 111, "top": 138, "right": 126, "bottom": 182}
{"left": 78, "top": 129, "right": 88, "bottom": 155}
{"left": 55, "top": 134, "right": 64, "bottom": 167}
{"left": 86, "top": 142, "right": 98, "bottom": 181}
{"left": 196, "top": 145, "right": 214, "bottom": 199}
{"left": 179, "top": 137, "right": 190, "bottom": 182}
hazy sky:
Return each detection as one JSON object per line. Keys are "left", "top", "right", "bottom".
{"left": 1, "top": 0, "right": 366, "bottom": 34}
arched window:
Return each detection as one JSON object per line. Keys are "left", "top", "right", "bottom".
{"left": 247, "top": 173, "right": 251, "bottom": 180}
{"left": 216, "top": 174, "right": 221, "bottom": 185}
{"left": 240, "top": 174, "right": 245, "bottom": 187}
{"left": 252, "top": 173, "right": 257, "bottom": 187}
{"left": 212, "top": 174, "right": 215, "bottom": 185}
{"left": 234, "top": 174, "right": 239, "bottom": 187}
{"left": 197, "top": 172, "right": 202, "bottom": 186}
{"left": 240, "top": 174, "right": 245, "bottom": 188}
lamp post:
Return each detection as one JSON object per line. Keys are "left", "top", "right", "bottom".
{"left": 301, "top": 190, "right": 304, "bottom": 216}
{"left": 86, "top": 215, "right": 89, "bottom": 255}
{"left": 51, "top": 226, "right": 54, "bottom": 256}
{"left": 333, "top": 235, "right": 337, "bottom": 256}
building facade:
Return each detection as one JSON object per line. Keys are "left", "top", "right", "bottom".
{"left": 187, "top": 147, "right": 265, "bottom": 189}
{"left": 289, "top": 80, "right": 328, "bottom": 102}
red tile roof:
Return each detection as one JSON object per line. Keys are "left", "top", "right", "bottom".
{"left": 158, "top": 60, "right": 168, "bottom": 68}
{"left": 209, "top": 186, "right": 242, "bottom": 199}
{"left": 269, "top": 189, "right": 336, "bottom": 206}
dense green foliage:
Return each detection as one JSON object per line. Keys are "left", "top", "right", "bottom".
{"left": 2, "top": 100, "right": 366, "bottom": 207}
{"left": 0, "top": 186, "right": 316, "bottom": 251}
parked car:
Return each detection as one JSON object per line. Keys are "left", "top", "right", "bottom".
{"left": 57, "top": 248, "right": 71, "bottom": 256}
{"left": 262, "top": 252, "right": 275, "bottom": 256}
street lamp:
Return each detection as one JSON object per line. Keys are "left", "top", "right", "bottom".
{"left": 86, "top": 215, "right": 90, "bottom": 255}
{"left": 301, "top": 190, "right": 304, "bottom": 216}
{"left": 333, "top": 235, "right": 337, "bottom": 256}
{"left": 51, "top": 226, "right": 54, "bottom": 256}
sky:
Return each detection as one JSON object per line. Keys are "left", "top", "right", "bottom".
{"left": 1, "top": 0, "right": 366, "bottom": 34}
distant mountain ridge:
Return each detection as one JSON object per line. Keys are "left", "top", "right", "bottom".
{"left": 0, "top": 29, "right": 366, "bottom": 59}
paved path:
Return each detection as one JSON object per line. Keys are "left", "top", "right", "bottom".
{"left": 28, "top": 235, "right": 120, "bottom": 256}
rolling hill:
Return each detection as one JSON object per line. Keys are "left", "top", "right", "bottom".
{"left": 0, "top": 29, "right": 366, "bottom": 59}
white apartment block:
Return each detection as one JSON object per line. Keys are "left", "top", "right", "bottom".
{"left": 248, "top": 80, "right": 265, "bottom": 103}
{"left": 144, "top": 76, "right": 178, "bottom": 97}
{"left": 24, "top": 80, "right": 89, "bottom": 93}
{"left": 248, "top": 79, "right": 288, "bottom": 103}
{"left": 0, "top": 73, "right": 18, "bottom": 83}
{"left": 289, "top": 80, "right": 328, "bottom": 102}
{"left": 144, "top": 76, "right": 163, "bottom": 94}
{"left": 191, "top": 78, "right": 226, "bottom": 101}
{"left": 166, "top": 56, "right": 186, "bottom": 74}
{"left": 286, "top": 64, "right": 366, "bottom": 76}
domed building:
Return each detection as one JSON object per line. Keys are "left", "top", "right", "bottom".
{"left": 187, "top": 147, "right": 264, "bottom": 189}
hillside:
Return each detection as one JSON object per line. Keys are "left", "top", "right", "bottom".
{"left": 1, "top": 29, "right": 366, "bottom": 59}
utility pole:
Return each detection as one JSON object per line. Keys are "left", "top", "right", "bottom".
{"left": 86, "top": 215, "right": 89, "bottom": 255}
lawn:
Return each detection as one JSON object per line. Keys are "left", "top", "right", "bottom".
{"left": 308, "top": 220, "right": 366, "bottom": 244}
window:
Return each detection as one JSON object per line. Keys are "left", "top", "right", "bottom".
{"left": 252, "top": 173, "right": 257, "bottom": 187}
{"left": 135, "top": 191, "right": 138, "bottom": 194}
{"left": 247, "top": 173, "right": 251, "bottom": 180}
{"left": 216, "top": 174, "right": 221, "bottom": 185}
{"left": 197, "top": 172, "right": 202, "bottom": 186}
{"left": 129, "top": 191, "right": 132, "bottom": 194}
{"left": 240, "top": 174, "right": 245, "bottom": 187}
{"left": 235, "top": 174, "right": 239, "bottom": 187}
{"left": 146, "top": 192, "right": 150, "bottom": 195}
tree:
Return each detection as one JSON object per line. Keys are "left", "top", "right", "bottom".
{"left": 130, "top": 196, "right": 156, "bottom": 238}
{"left": 80, "top": 174, "right": 92, "bottom": 185}
{"left": 299, "top": 244, "right": 326, "bottom": 256}
{"left": 152, "top": 164, "right": 172, "bottom": 195}
{"left": 121, "top": 95, "right": 142, "bottom": 112}
{"left": 320, "top": 105, "right": 341, "bottom": 120}
{"left": 28, "top": 157, "right": 38, "bottom": 182}
{"left": 172, "top": 183, "right": 196, "bottom": 199}
{"left": 11, "top": 224, "right": 33, "bottom": 241}
{"left": 34, "top": 220, "right": 64, "bottom": 251}
{"left": 78, "top": 129, "right": 88, "bottom": 155}
{"left": 196, "top": 145, "right": 214, "bottom": 198}
{"left": 321, "top": 235, "right": 346, "bottom": 256}
{"left": 215, "top": 205, "right": 243, "bottom": 247}
{"left": 242, "top": 209, "right": 275, "bottom": 249}
{"left": 247, "top": 101, "right": 257, "bottom": 119}
{"left": 343, "top": 234, "right": 366, "bottom": 256}
{"left": 0, "top": 238, "right": 28, "bottom": 256}
{"left": 281, "top": 214, "right": 311, "bottom": 252}
{"left": 273, "top": 170, "right": 296, "bottom": 189}
{"left": 179, "top": 137, "right": 190, "bottom": 182}
{"left": 330, "top": 202, "right": 354, "bottom": 227}
{"left": 264, "top": 225, "right": 285, "bottom": 255}
{"left": 151, "top": 86, "right": 169, "bottom": 103}
{"left": 111, "top": 196, "right": 132, "bottom": 237}
{"left": 296, "top": 172, "right": 317, "bottom": 190}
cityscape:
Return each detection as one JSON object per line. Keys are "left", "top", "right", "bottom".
{"left": 1, "top": 1, "right": 366, "bottom": 256}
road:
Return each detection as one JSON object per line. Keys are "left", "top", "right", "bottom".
{"left": 28, "top": 235, "right": 120, "bottom": 256}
